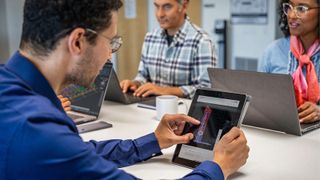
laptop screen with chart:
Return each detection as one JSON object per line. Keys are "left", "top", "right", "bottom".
{"left": 60, "top": 63, "right": 112, "bottom": 126}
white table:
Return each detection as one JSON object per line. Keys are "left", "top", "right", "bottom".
{"left": 81, "top": 101, "right": 320, "bottom": 180}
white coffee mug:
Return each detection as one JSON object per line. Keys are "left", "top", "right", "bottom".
{"left": 156, "top": 95, "right": 178, "bottom": 120}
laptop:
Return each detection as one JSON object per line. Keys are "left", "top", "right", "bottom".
{"left": 104, "top": 65, "right": 155, "bottom": 104}
{"left": 208, "top": 68, "right": 320, "bottom": 136}
{"left": 60, "top": 63, "right": 113, "bottom": 131}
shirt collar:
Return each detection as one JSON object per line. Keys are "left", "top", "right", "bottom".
{"left": 161, "top": 17, "right": 190, "bottom": 45}
{"left": 5, "top": 51, "right": 64, "bottom": 111}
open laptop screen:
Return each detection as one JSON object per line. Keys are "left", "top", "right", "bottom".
{"left": 60, "top": 63, "right": 112, "bottom": 116}
{"left": 207, "top": 68, "right": 308, "bottom": 136}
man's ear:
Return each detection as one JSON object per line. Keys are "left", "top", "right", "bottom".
{"left": 179, "top": 0, "right": 188, "bottom": 13}
{"left": 67, "top": 28, "right": 86, "bottom": 55}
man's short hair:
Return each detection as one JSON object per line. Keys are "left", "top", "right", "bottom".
{"left": 20, "top": 0, "right": 123, "bottom": 56}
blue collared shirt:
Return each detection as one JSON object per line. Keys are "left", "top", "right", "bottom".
{"left": 0, "top": 52, "right": 223, "bottom": 179}
{"left": 135, "top": 18, "right": 217, "bottom": 98}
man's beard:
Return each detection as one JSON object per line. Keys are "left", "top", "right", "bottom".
{"left": 62, "top": 51, "right": 97, "bottom": 89}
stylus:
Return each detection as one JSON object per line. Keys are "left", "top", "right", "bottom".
{"left": 215, "top": 129, "right": 223, "bottom": 145}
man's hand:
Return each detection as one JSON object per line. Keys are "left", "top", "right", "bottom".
{"left": 213, "top": 127, "right": 249, "bottom": 179}
{"left": 120, "top": 80, "right": 140, "bottom": 93}
{"left": 154, "top": 114, "right": 200, "bottom": 149}
{"left": 58, "top": 95, "right": 71, "bottom": 112}
{"left": 133, "top": 83, "right": 184, "bottom": 97}
{"left": 133, "top": 83, "right": 165, "bottom": 97}
{"left": 298, "top": 101, "right": 320, "bottom": 123}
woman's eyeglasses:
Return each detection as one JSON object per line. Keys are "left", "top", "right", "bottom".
{"left": 282, "top": 3, "right": 320, "bottom": 18}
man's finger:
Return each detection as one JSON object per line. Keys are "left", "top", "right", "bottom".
{"left": 122, "top": 83, "right": 130, "bottom": 93}
{"left": 133, "top": 86, "right": 144, "bottom": 96}
{"left": 142, "top": 90, "right": 155, "bottom": 97}
{"left": 172, "top": 133, "right": 194, "bottom": 145}
{"left": 135, "top": 86, "right": 149, "bottom": 97}
{"left": 130, "top": 85, "right": 137, "bottom": 91}
{"left": 220, "top": 127, "right": 241, "bottom": 144}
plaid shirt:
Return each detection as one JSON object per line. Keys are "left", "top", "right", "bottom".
{"left": 134, "top": 18, "right": 217, "bottom": 98}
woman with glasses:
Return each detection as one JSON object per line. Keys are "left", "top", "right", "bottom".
{"left": 259, "top": 0, "right": 320, "bottom": 123}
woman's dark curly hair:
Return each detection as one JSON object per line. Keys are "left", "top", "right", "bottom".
{"left": 279, "top": 0, "right": 320, "bottom": 37}
{"left": 20, "top": 0, "right": 123, "bottom": 56}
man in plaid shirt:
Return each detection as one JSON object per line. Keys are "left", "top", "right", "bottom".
{"left": 121, "top": 0, "right": 216, "bottom": 98}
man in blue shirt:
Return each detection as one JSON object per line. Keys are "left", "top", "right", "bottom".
{"left": 0, "top": 0, "right": 249, "bottom": 179}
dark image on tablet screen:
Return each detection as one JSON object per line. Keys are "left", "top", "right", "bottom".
{"left": 184, "top": 95, "right": 241, "bottom": 149}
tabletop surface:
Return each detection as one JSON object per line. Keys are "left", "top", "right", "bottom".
{"left": 80, "top": 100, "right": 320, "bottom": 180}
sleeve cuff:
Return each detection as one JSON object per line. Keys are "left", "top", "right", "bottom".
{"left": 184, "top": 161, "right": 224, "bottom": 180}
{"left": 179, "top": 86, "right": 196, "bottom": 99}
{"left": 134, "top": 133, "right": 162, "bottom": 161}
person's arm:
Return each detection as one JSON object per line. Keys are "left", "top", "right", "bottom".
{"left": 9, "top": 114, "right": 161, "bottom": 179}
{"left": 154, "top": 115, "right": 249, "bottom": 180}
{"left": 86, "top": 133, "right": 162, "bottom": 167}
{"left": 183, "top": 161, "right": 224, "bottom": 180}
{"left": 258, "top": 45, "right": 272, "bottom": 73}
{"left": 133, "top": 83, "right": 185, "bottom": 97}
{"left": 179, "top": 37, "right": 216, "bottom": 98}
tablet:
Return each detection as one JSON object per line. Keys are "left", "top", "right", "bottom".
{"left": 172, "top": 88, "right": 251, "bottom": 168}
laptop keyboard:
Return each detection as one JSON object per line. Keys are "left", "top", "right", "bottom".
{"left": 67, "top": 113, "right": 91, "bottom": 125}
{"left": 125, "top": 92, "right": 155, "bottom": 102}
{"left": 127, "top": 94, "right": 145, "bottom": 101}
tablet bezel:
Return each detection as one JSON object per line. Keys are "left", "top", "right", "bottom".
{"left": 172, "top": 88, "right": 250, "bottom": 168}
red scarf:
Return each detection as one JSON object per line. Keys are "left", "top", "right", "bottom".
{"left": 290, "top": 36, "right": 320, "bottom": 107}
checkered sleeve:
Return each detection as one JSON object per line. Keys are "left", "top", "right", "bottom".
{"left": 180, "top": 37, "right": 217, "bottom": 98}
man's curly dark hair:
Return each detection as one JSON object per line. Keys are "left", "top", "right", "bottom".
{"left": 279, "top": 0, "right": 320, "bottom": 37}
{"left": 20, "top": 0, "right": 123, "bottom": 56}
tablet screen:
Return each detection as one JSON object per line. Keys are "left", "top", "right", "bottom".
{"left": 172, "top": 89, "right": 249, "bottom": 168}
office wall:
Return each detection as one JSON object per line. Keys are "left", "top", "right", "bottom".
{"left": 202, "top": 0, "right": 230, "bottom": 68}
{"left": 0, "top": 0, "right": 24, "bottom": 63}
{"left": 6, "top": 0, "right": 24, "bottom": 57}
{"left": 231, "top": 0, "right": 278, "bottom": 70}
{"left": 202, "top": 0, "right": 279, "bottom": 71}
{"left": 0, "top": 0, "right": 9, "bottom": 63}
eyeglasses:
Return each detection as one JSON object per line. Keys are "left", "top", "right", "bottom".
{"left": 282, "top": 3, "right": 320, "bottom": 18}
{"left": 86, "top": 28, "right": 122, "bottom": 53}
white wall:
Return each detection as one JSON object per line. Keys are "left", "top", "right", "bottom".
{"left": 202, "top": 0, "right": 279, "bottom": 71}
{"left": 231, "top": 0, "right": 278, "bottom": 70}
{"left": 202, "top": 0, "right": 231, "bottom": 68}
